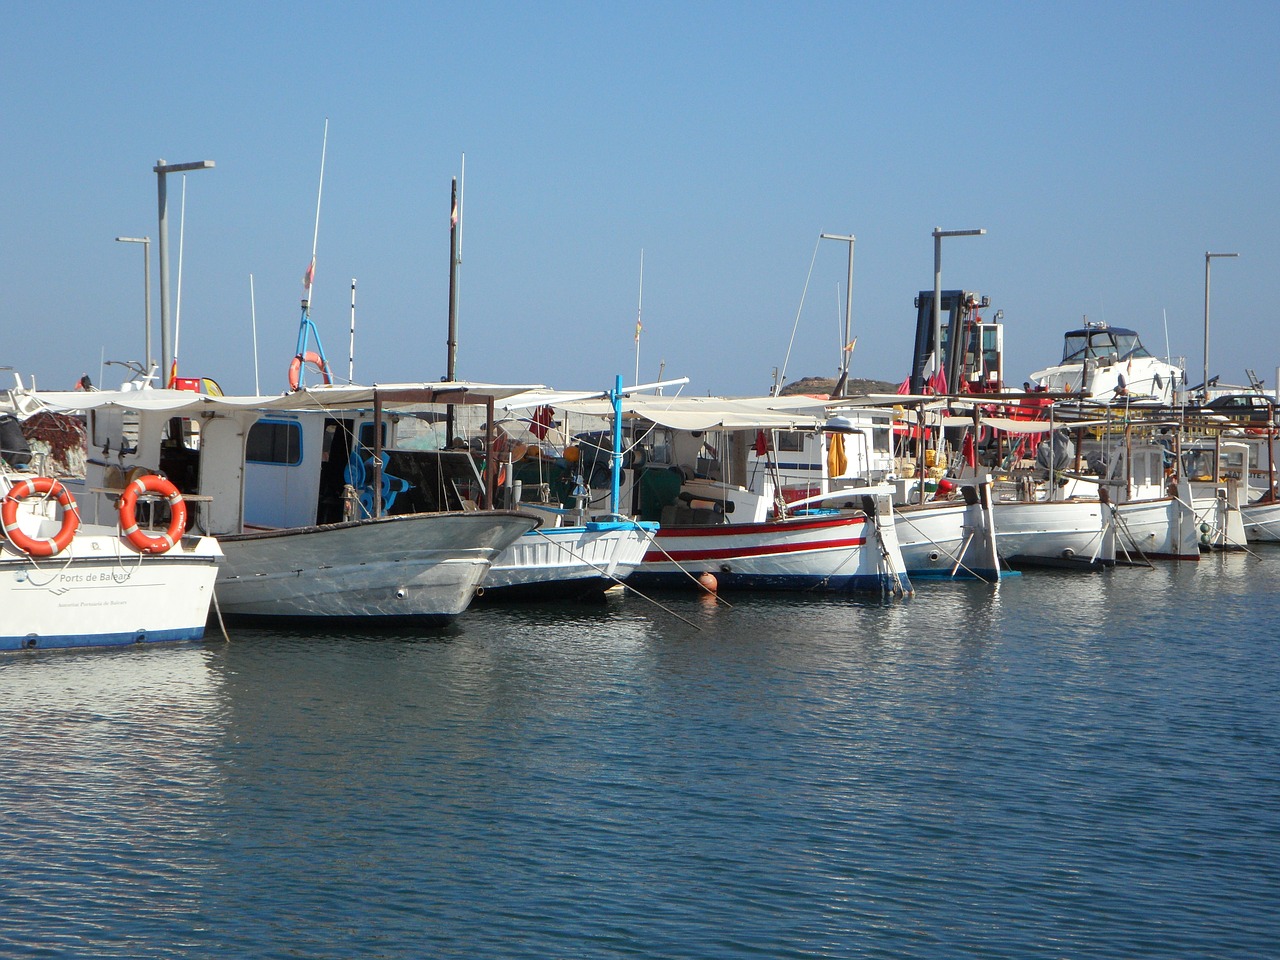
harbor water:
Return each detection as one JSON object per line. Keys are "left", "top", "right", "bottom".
{"left": 2, "top": 555, "right": 1278, "bottom": 959}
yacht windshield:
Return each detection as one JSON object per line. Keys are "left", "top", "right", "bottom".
{"left": 1061, "top": 333, "right": 1089, "bottom": 363}
{"left": 1060, "top": 329, "right": 1153, "bottom": 364}
{"left": 1113, "top": 332, "right": 1151, "bottom": 359}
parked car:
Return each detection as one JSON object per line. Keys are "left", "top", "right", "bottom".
{"left": 1205, "top": 393, "right": 1278, "bottom": 423}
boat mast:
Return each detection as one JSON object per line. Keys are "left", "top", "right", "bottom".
{"left": 446, "top": 159, "right": 464, "bottom": 382}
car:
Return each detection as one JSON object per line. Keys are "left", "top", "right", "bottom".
{"left": 1204, "top": 393, "right": 1278, "bottom": 423}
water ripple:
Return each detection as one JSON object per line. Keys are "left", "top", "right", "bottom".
{"left": 2, "top": 559, "right": 1279, "bottom": 957}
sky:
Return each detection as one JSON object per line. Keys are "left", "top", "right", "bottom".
{"left": 2, "top": 2, "right": 1275, "bottom": 398}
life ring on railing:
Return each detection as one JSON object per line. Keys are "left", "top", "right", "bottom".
{"left": 288, "top": 351, "right": 332, "bottom": 391}
{"left": 118, "top": 474, "right": 187, "bottom": 554}
{"left": 1, "top": 476, "right": 80, "bottom": 557}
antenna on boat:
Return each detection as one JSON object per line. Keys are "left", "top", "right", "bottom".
{"left": 348, "top": 278, "right": 357, "bottom": 383}
{"left": 307, "top": 118, "right": 328, "bottom": 311}
{"left": 1162, "top": 307, "right": 1171, "bottom": 364}
{"left": 633, "top": 249, "right": 644, "bottom": 387}
{"left": 290, "top": 119, "right": 333, "bottom": 390}
{"left": 777, "top": 236, "right": 822, "bottom": 396}
{"left": 250, "top": 274, "right": 259, "bottom": 394}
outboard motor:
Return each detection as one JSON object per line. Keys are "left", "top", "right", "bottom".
{"left": 1035, "top": 428, "right": 1075, "bottom": 474}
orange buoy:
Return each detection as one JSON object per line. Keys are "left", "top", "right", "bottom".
{"left": 1, "top": 476, "right": 80, "bottom": 557}
{"left": 118, "top": 474, "right": 187, "bottom": 554}
{"left": 697, "top": 572, "right": 718, "bottom": 593}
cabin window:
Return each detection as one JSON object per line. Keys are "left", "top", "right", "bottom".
{"left": 246, "top": 419, "right": 302, "bottom": 465}
{"left": 358, "top": 420, "right": 389, "bottom": 451}
{"left": 774, "top": 432, "right": 806, "bottom": 453}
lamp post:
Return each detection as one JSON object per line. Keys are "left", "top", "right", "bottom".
{"left": 114, "top": 236, "right": 152, "bottom": 374}
{"left": 154, "top": 159, "right": 214, "bottom": 382}
{"left": 932, "top": 227, "right": 986, "bottom": 390}
{"left": 1203, "top": 251, "right": 1239, "bottom": 399}
{"left": 820, "top": 233, "right": 856, "bottom": 396}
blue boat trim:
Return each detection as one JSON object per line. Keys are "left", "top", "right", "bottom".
{"left": 0, "top": 625, "right": 208, "bottom": 653}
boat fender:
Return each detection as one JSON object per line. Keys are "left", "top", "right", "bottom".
{"left": 288, "top": 351, "right": 332, "bottom": 391}
{"left": 118, "top": 474, "right": 187, "bottom": 554}
{"left": 1, "top": 476, "right": 80, "bottom": 557}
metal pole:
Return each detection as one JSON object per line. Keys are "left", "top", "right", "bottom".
{"left": 930, "top": 227, "right": 987, "bottom": 386}
{"left": 1203, "top": 251, "right": 1240, "bottom": 398}
{"left": 447, "top": 178, "right": 459, "bottom": 381}
{"left": 932, "top": 228, "right": 943, "bottom": 379}
{"left": 153, "top": 159, "right": 214, "bottom": 382}
{"left": 156, "top": 161, "right": 170, "bottom": 377}
{"left": 143, "top": 238, "right": 151, "bottom": 372}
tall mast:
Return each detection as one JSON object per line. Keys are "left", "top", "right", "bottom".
{"left": 446, "top": 176, "right": 459, "bottom": 381}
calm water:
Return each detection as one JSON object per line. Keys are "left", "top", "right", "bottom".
{"left": 2, "top": 555, "right": 1278, "bottom": 959}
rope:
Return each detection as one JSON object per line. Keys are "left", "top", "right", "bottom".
{"left": 526, "top": 524, "right": 706, "bottom": 629}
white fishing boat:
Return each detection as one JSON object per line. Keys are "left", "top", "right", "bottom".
{"left": 555, "top": 394, "right": 912, "bottom": 595}
{"left": 1, "top": 420, "right": 222, "bottom": 651}
{"left": 1029, "top": 321, "right": 1183, "bottom": 404}
{"left": 469, "top": 378, "right": 661, "bottom": 599}
{"left": 481, "top": 518, "right": 657, "bottom": 598}
{"left": 990, "top": 495, "right": 1115, "bottom": 569}
{"left": 28, "top": 382, "right": 543, "bottom": 623}
{"left": 1055, "top": 435, "right": 1200, "bottom": 563}
{"left": 892, "top": 482, "right": 1001, "bottom": 582}
{"left": 1180, "top": 438, "right": 1249, "bottom": 550}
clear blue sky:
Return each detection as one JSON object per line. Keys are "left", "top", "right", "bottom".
{"left": 3, "top": 2, "right": 1274, "bottom": 397}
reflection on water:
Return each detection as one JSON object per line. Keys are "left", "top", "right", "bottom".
{"left": 2, "top": 554, "right": 1279, "bottom": 958}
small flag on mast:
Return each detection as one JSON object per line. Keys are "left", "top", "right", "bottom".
{"left": 634, "top": 318, "right": 642, "bottom": 343}
{"left": 303, "top": 258, "right": 316, "bottom": 290}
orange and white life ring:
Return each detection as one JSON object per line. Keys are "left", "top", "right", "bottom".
{"left": 118, "top": 474, "right": 187, "bottom": 554}
{"left": 1, "top": 476, "right": 81, "bottom": 557}
{"left": 288, "top": 351, "right": 332, "bottom": 391}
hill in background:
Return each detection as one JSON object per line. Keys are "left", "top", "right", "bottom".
{"left": 777, "top": 376, "right": 899, "bottom": 398}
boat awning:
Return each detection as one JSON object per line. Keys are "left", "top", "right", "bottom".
{"left": 28, "top": 381, "right": 555, "bottom": 417}
{"left": 555, "top": 394, "right": 839, "bottom": 432}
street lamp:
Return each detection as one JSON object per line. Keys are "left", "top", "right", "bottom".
{"left": 1203, "top": 251, "right": 1239, "bottom": 399}
{"left": 154, "top": 159, "right": 214, "bottom": 382}
{"left": 115, "top": 236, "right": 152, "bottom": 375}
{"left": 932, "top": 226, "right": 986, "bottom": 392}
{"left": 820, "top": 233, "right": 856, "bottom": 397}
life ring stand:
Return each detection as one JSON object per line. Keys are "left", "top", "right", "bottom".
{"left": 118, "top": 474, "right": 187, "bottom": 554}
{"left": 288, "top": 351, "right": 332, "bottom": 391}
{"left": 1, "top": 476, "right": 81, "bottom": 557}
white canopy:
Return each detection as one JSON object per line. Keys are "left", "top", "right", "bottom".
{"left": 556, "top": 394, "right": 843, "bottom": 432}
{"left": 28, "top": 381, "right": 556, "bottom": 417}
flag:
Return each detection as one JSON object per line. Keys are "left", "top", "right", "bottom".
{"left": 530, "top": 405, "right": 554, "bottom": 440}
{"left": 634, "top": 319, "right": 642, "bottom": 343}
{"left": 303, "top": 258, "right": 315, "bottom": 290}
{"left": 167, "top": 359, "right": 178, "bottom": 389}
{"left": 928, "top": 363, "right": 948, "bottom": 396}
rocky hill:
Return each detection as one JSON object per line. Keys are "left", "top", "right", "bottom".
{"left": 777, "top": 376, "right": 899, "bottom": 398}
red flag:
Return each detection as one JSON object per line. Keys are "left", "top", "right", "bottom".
{"left": 530, "top": 405, "right": 554, "bottom": 440}
{"left": 928, "top": 363, "right": 947, "bottom": 396}
{"left": 754, "top": 430, "right": 768, "bottom": 456}
{"left": 303, "top": 259, "right": 315, "bottom": 290}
